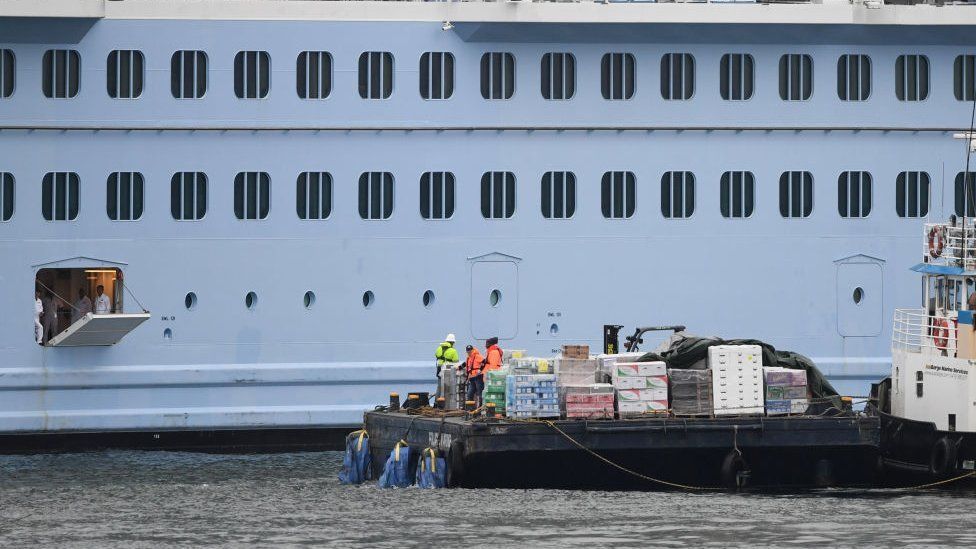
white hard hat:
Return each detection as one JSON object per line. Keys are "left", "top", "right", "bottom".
{"left": 446, "top": 333, "right": 456, "bottom": 343}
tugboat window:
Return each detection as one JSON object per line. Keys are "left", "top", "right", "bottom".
{"left": 304, "top": 291, "right": 315, "bottom": 309}
{"left": 245, "top": 292, "right": 258, "bottom": 310}
{"left": 363, "top": 291, "right": 375, "bottom": 308}
{"left": 184, "top": 292, "right": 197, "bottom": 310}
{"left": 853, "top": 287, "right": 864, "bottom": 305}
{"left": 423, "top": 290, "right": 435, "bottom": 308}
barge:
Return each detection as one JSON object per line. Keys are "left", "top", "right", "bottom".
{"left": 363, "top": 410, "right": 881, "bottom": 490}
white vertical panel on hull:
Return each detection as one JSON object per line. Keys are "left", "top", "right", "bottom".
{"left": 470, "top": 260, "right": 518, "bottom": 340}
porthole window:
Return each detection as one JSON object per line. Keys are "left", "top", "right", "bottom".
{"left": 489, "top": 289, "right": 502, "bottom": 307}
{"left": 304, "top": 291, "right": 316, "bottom": 309}
{"left": 363, "top": 290, "right": 375, "bottom": 309}
{"left": 423, "top": 290, "right": 435, "bottom": 308}
{"left": 245, "top": 291, "right": 258, "bottom": 310}
{"left": 853, "top": 287, "right": 864, "bottom": 305}
{"left": 184, "top": 292, "right": 197, "bottom": 310}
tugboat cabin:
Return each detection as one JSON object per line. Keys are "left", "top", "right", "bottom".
{"left": 892, "top": 218, "right": 976, "bottom": 432}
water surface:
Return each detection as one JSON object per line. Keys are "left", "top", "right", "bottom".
{"left": 1, "top": 451, "right": 974, "bottom": 547}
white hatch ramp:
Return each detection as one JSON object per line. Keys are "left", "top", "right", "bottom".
{"left": 48, "top": 313, "right": 151, "bottom": 347}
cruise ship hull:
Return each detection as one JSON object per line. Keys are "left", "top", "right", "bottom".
{"left": 1, "top": 0, "right": 971, "bottom": 448}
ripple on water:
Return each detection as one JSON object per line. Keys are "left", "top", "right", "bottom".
{"left": 2, "top": 451, "right": 976, "bottom": 548}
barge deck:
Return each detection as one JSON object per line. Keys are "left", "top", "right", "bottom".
{"left": 364, "top": 410, "right": 881, "bottom": 490}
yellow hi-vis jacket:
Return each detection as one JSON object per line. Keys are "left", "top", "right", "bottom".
{"left": 435, "top": 342, "right": 460, "bottom": 367}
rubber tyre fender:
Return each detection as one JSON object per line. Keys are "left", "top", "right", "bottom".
{"left": 929, "top": 437, "right": 956, "bottom": 477}
{"left": 721, "top": 451, "right": 749, "bottom": 490}
{"left": 446, "top": 440, "right": 466, "bottom": 488}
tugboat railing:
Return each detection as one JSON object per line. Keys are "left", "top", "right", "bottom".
{"left": 893, "top": 308, "right": 958, "bottom": 355}
{"left": 923, "top": 222, "right": 976, "bottom": 271}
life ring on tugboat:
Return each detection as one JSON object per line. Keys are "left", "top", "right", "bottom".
{"left": 931, "top": 317, "right": 951, "bottom": 350}
{"left": 928, "top": 226, "right": 946, "bottom": 259}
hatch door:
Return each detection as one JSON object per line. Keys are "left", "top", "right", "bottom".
{"left": 471, "top": 261, "right": 518, "bottom": 340}
{"left": 47, "top": 313, "right": 151, "bottom": 347}
{"left": 836, "top": 261, "right": 883, "bottom": 337}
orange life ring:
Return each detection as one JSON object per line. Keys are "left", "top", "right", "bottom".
{"left": 928, "top": 226, "right": 945, "bottom": 258}
{"left": 932, "top": 317, "right": 950, "bottom": 349}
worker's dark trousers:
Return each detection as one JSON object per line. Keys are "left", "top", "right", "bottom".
{"left": 466, "top": 375, "right": 484, "bottom": 405}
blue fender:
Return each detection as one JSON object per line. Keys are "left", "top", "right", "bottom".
{"left": 378, "top": 440, "right": 414, "bottom": 488}
{"left": 338, "top": 429, "right": 373, "bottom": 485}
{"left": 416, "top": 447, "right": 448, "bottom": 489}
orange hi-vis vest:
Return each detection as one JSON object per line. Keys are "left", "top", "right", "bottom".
{"left": 484, "top": 345, "right": 503, "bottom": 372}
{"left": 466, "top": 349, "right": 484, "bottom": 378}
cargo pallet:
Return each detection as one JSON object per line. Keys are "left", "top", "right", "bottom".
{"left": 363, "top": 410, "right": 882, "bottom": 490}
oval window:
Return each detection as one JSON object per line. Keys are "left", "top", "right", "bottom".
{"left": 304, "top": 291, "right": 316, "bottom": 309}
{"left": 184, "top": 292, "right": 197, "bottom": 310}
{"left": 363, "top": 290, "right": 375, "bottom": 309}
{"left": 423, "top": 290, "right": 435, "bottom": 308}
{"left": 853, "top": 287, "right": 864, "bottom": 305}
{"left": 245, "top": 291, "right": 258, "bottom": 310}
{"left": 489, "top": 289, "right": 502, "bottom": 307}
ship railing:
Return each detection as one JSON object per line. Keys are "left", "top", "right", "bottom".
{"left": 893, "top": 308, "right": 958, "bottom": 355}
{"left": 922, "top": 222, "right": 976, "bottom": 271}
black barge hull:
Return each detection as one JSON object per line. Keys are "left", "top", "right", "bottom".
{"left": 364, "top": 411, "right": 882, "bottom": 490}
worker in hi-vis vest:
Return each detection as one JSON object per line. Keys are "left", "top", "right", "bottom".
{"left": 434, "top": 333, "right": 460, "bottom": 399}
{"left": 483, "top": 337, "right": 503, "bottom": 372}
{"left": 434, "top": 333, "right": 460, "bottom": 389}
{"left": 464, "top": 345, "right": 485, "bottom": 406}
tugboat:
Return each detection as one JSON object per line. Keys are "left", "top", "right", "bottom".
{"left": 877, "top": 213, "right": 976, "bottom": 482}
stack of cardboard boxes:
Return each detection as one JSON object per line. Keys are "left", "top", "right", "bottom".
{"left": 506, "top": 374, "right": 560, "bottom": 418}
{"left": 483, "top": 368, "right": 508, "bottom": 414}
{"left": 763, "top": 367, "right": 809, "bottom": 415}
{"left": 562, "top": 344, "right": 590, "bottom": 359}
{"left": 668, "top": 369, "right": 713, "bottom": 416}
{"left": 612, "top": 362, "right": 669, "bottom": 416}
{"left": 563, "top": 385, "right": 615, "bottom": 419}
{"left": 709, "top": 345, "right": 765, "bottom": 416}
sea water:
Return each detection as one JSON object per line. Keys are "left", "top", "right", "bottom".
{"left": 1, "top": 451, "right": 975, "bottom": 547}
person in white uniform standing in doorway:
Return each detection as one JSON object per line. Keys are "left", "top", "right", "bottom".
{"left": 41, "top": 291, "right": 58, "bottom": 344}
{"left": 34, "top": 289, "right": 43, "bottom": 344}
{"left": 94, "top": 285, "right": 112, "bottom": 315}
{"left": 72, "top": 288, "right": 92, "bottom": 324}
